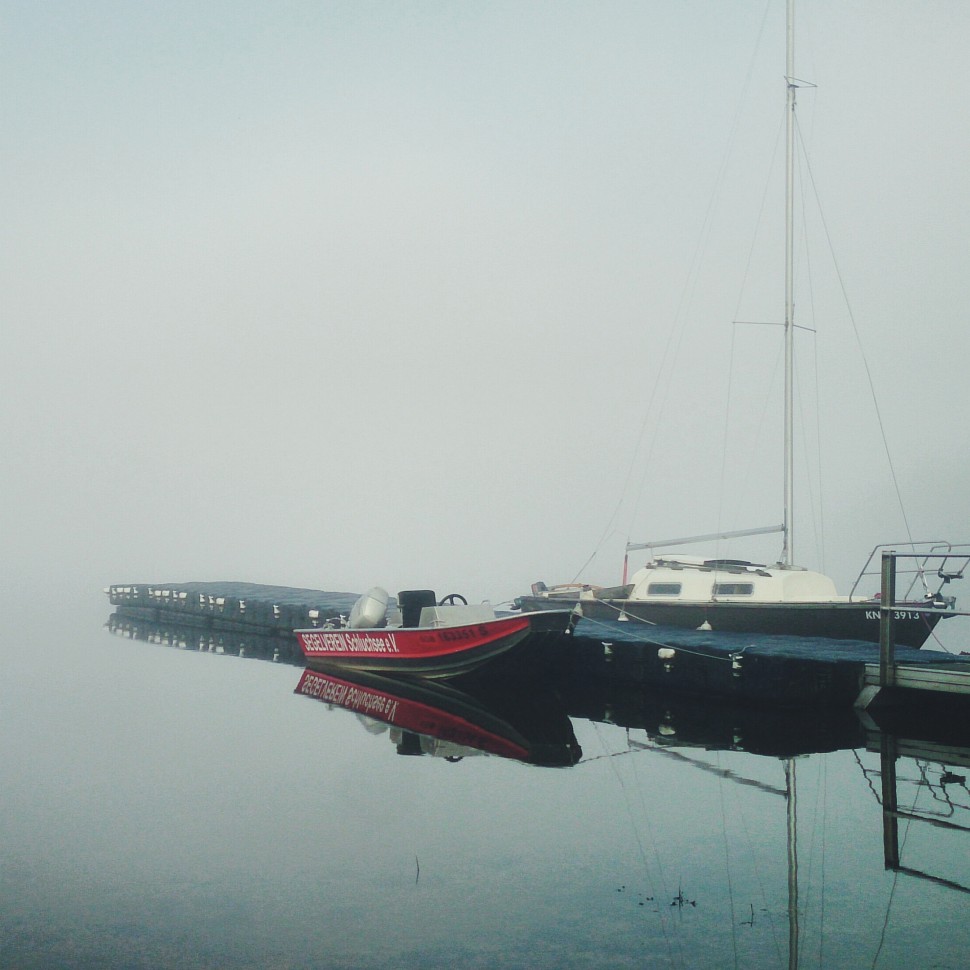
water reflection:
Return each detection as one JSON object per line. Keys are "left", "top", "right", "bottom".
{"left": 866, "top": 724, "right": 970, "bottom": 897}
{"left": 106, "top": 609, "right": 305, "bottom": 664}
{"left": 92, "top": 607, "right": 970, "bottom": 969}
{"left": 294, "top": 665, "right": 583, "bottom": 767}
{"left": 289, "top": 663, "right": 970, "bottom": 968}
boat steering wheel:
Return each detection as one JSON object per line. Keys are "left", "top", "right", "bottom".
{"left": 438, "top": 593, "right": 468, "bottom": 606}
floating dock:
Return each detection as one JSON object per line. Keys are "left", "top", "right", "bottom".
{"left": 856, "top": 660, "right": 970, "bottom": 740}
{"left": 562, "top": 615, "right": 967, "bottom": 708}
{"left": 106, "top": 582, "right": 363, "bottom": 637}
{"left": 862, "top": 660, "right": 970, "bottom": 698}
{"left": 104, "top": 579, "right": 967, "bottom": 711}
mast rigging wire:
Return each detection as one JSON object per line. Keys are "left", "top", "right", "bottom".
{"left": 569, "top": 1, "right": 775, "bottom": 583}
{"left": 794, "top": 116, "right": 918, "bottom": 555}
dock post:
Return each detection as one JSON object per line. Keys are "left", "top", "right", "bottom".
{"left": 879, "top": 551, "right": 896, "bottom": 689}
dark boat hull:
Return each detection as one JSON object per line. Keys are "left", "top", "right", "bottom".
{"left": 517, "top": 596, "right": 947, "bottom": 648}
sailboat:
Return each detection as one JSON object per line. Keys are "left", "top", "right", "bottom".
{"left": 518, "top": 0, "right": 959, "bottom": 649}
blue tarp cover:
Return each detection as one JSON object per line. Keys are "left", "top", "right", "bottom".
{"left": 572, "top": 616, "right": 964, "bottom": 666}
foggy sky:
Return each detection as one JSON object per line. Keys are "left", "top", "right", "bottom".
{"left": 2, "top": 0, "right": 968, "bottom": 614}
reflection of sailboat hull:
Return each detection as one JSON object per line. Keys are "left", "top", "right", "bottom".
{"left": 294, "top": 665, "right": 582, "bottom": 767}
{"left": 571, "top": 597, "right": 946, "bottom": 648}
{"left": 561, "top": 676, "right": 866, "bottom": 757}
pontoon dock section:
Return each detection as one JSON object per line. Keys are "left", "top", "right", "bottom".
{"left": 105, "top": 573, "right": 970, "bottom": 712}
{"left": 106, "top": 582, "right": 363, "bottom": 637}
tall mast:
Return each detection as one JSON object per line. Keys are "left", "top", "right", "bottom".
{"left": 782, "top": 0, "right": 796, "bottom": 567}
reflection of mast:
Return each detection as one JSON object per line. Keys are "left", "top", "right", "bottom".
{"left": 785, "top": 759, "right": 799, "bottom": 970}
{"left": 627, "top": 740, "right": 801, "bottom": 965}
{"left": 624, "top": 736, "right": 788, "bottom": 796}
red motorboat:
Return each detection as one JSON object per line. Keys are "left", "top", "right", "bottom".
{"left": 294, "top": 587, "right": 575, "bottom": 678}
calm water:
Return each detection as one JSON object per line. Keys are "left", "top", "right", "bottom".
{"left": 2, "top": 594, "right": 969, "bottom": 969}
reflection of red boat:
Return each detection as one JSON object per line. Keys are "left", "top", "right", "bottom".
{"left": 293, "top": 666, "right": 582, "bottom": 766}
{"left": 294, "top": 587, "right": 575, "bottom": 678}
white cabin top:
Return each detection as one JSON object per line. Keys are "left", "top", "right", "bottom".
{"left": 627, "top": 557, "right": 852, "bottom": 604}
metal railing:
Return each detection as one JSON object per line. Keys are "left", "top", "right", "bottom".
{"left": 877, "top": 547, "right": 970, "bottom": 686}
{"left": 852, "top": 541, "right": 969, "bottom": 604}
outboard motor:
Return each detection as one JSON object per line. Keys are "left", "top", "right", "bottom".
{"left": 397, "top": 589, "right": 436, "bottom": 628}
{"left": 348, "top": 587, "right": 390, "bottom": 629}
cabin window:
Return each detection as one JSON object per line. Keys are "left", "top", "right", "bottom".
{"left": 713, "top": 583, "right": 754, "bottom": 596}
{"left": 647, "top": 583, "right": 682, "bottom": 595}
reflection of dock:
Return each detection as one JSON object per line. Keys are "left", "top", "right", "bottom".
{"left": 105, "top": 610, "right": 305, "bottom": 665}
{"left": 562, "top": 679, "right": 865, "bottom": 757}
{"left": 869, "top": 730, "right": 970, "bottom": 896}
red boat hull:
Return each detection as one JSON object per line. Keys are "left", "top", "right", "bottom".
{"left": 295, "top": 613, "right": 568, "bottom": 677}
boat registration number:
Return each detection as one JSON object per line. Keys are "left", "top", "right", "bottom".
{"left": 864, "top": 610, "right": 925, "bottom": 621}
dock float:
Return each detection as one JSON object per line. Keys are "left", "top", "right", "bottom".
{"left": 855, "top": 660, "right": 970, "bottom": 745}
{"left": 861, "top": 660, "right": 970, "bottom": 697}
{"left": 565, "top": 615, "right": 968, "bottom": 708}
{"left": 106, "top": 582, "right": 363, "bottom": 637}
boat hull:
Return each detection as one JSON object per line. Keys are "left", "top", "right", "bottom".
{"left": 517, "top": 597, "right": 947, "bottom": 648}
{"left": 294, "top": 610, "right": 574, "bottom": 677}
